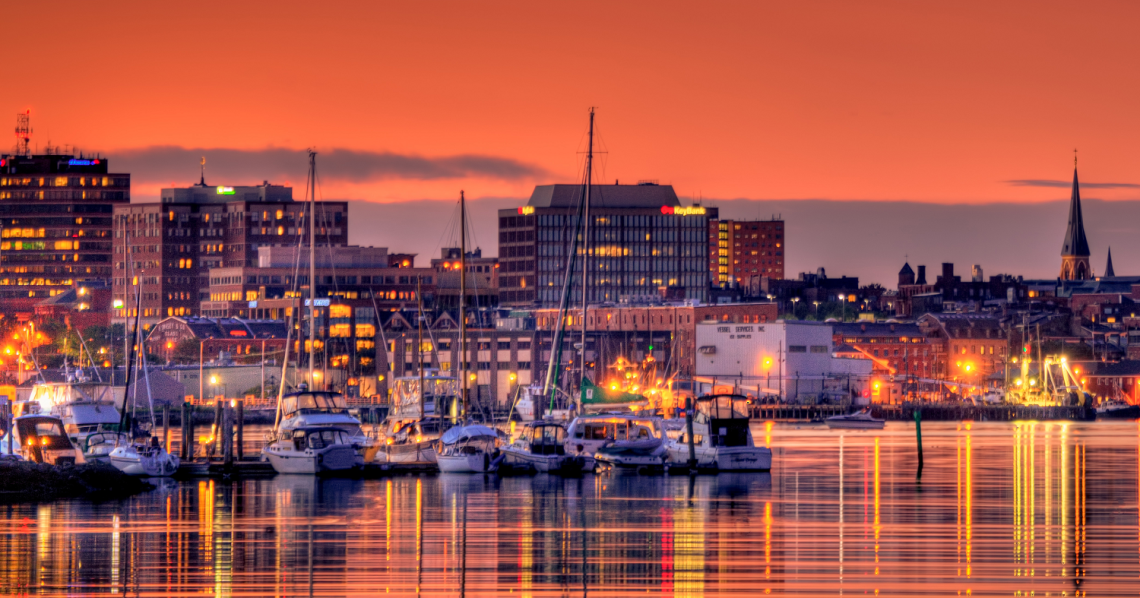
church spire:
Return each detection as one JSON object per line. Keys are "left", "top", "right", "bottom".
{"left": 1060, "top": 155, "right": 1092, "bottom": 280}
{"left": 1104, "top": 246, "right": 1115, "bottom": 277}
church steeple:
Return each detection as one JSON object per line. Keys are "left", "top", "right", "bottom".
{"left": 1060, "top": 155, "right": 1091, "bottom": 281}
{"left": 1104, "top": 246, "right": 1115, "bottom": 277}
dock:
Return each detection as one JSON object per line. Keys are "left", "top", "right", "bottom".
{"left": 175, "top": 459, "right": 440, "bottom": 478}
{"left": 749, "top": 402, "right": 1095, "bottom": 422}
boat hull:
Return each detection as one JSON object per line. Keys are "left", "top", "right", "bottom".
{"left": 265, "top": 445, "right": 360, "bottom": 474}
{"left": 595, "top": 446, "right": 665, "bottom": 473}
{"left": 502, "top": 446, "right": 592, "bottom": 474}
{"left": 666, "top": 444, "right": 773, "bottom": 471}
{"left": 437, "top": 452, "right": 495, "bottom": 473}
{"left": 109, "top": 446, "right": 180, "bottom": 477}
{"left": 377, "top": 440, "right": 438, "bottom": 464}
{"left": 825, "top": 419, "right": 885, "bottom": 430}
{"left": 1098, "top": 405, "right": 1140, "bottom": 419}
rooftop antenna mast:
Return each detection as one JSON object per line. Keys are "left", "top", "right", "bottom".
{"left": 14, "top": 111, "right": 31, "bottom": 156}
{"left": 199, "top": 156, "right": 207, "bottom": 186}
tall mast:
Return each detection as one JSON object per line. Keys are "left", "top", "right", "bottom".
{"left": 417, "top": 276, "right": 425, "bottom": 420}
{"left": 307, "top": 150, "right": 317, "bottom": 389}
{"left": 579, "top": 108, "right": 595, "bottom": 395}
{"left": 459, "top": 190, "right": 468, "bottom": 420}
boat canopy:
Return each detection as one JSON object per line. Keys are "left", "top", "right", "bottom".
{"left": 31, "top": 382, "right": 121, "bottom": 412}
{"left": 281, "top": 392, "right": 347, "bottom": 416}
{"left": 696, "top": 394, "right": 749, "bottom": 419}
{"left": 440, "top": 424, "right": 498, "bottom": 445}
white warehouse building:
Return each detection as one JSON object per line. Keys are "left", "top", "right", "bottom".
{"left": 694, "top": 320, "right": 840, "bottom": 402}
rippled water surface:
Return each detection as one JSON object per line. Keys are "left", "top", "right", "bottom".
{"left": 2, "top": 421, "right": 1138, "bottom": 596}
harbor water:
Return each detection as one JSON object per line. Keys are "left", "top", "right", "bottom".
{"left": 1, "top": 420, "right": 1138, "bottom": 596}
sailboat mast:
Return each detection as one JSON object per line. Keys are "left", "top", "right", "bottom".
{"left": 459, "top": 190, "right": 468, "bottom": 420}
{"left": 417, "top": 276, "right": 425, "bottom": 420}
{"left": 579, "top": 108, "right": 595, "bottom": 395}
{"left": 307, "top": 150, "right": 317, "bottom": 389}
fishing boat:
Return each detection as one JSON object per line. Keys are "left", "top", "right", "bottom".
{"left": 1096, "top": 398, "right": 1140, "bottom": 419}
{"left": 501, "top": 420, "right": 590, "bottom": 474}
{"left": 825, "top": 409, "right": 886, "bottom": 430}
{"left": 567, "top": 413, "right": 666, "bottom": 473}
{"left": 665, "top": 394, "right": 772, "bottom": 471}
{"left": 436, "top": 424, "right": 501, "bottom": 473}
{"left": 0, "top": 410, "right": 79, "bottom": 466}
{"left": 29, "top": 378, "right": 128, "bottom": 463}
{"left": 263, "top": 426, "right": 363, "bottom": 474}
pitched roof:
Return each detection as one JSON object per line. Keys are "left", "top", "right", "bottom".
{"left": 1061, "top": 168, "right": 1091, "bottom": 257}
{"left": 1105, "top": 247, "right": 1116, "bottom": 277}
{"left": 898, "top": 262, "right": 914, "bottom": 276}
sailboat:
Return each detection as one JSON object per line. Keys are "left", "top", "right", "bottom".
{"left": 109, "top": 261, "right": 180, "bottom": 477}
{"left": 263, "top": 150, "right": 376, "bottom": 473}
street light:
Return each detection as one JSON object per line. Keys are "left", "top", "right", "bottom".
{"left": 838, "top": 294, "right": 847, "bottom": 322}
{"left": 790, "top": 297, "right": 800, "bottom": 317}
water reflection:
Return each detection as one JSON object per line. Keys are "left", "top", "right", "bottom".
{"left": 0, "top": 422, "right": 1137, "bottom": 595}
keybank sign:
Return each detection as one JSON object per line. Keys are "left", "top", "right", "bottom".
{"left": 660, "top": 205, "right": 706, "bottom": 216}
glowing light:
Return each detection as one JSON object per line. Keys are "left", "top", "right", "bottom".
{"left": 517, "top": 206, "right": 535, "bottom": 215}
{"left": 216, "top": 186, "right": 235, "bottom": 195}
{"left": 660, "top": 205, "right": 706, "bottom": 215}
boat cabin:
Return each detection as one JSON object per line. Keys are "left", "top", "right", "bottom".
{"left": 569, "top": 416, "right": 662, "bottom": 442}
{"left": 523, "top": 422, "right": 567, "bottom": 455}
{"left": 280, "top": 391, "right": 348, "bottom": 418}
{"left": 290, "top": 427, "right": 354, "bottom": 451}
{"left": 693, "top": 395, "right": 751, "bottom": 448}
{"left": 9, "top": 416, "right": 76, "bottom": 464}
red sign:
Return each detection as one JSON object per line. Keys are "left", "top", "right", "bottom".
{"left": 660, "top": 206, "right": 673, "bottom": 215}
{"left": 228, "top": 330, "right": 248, "bottom": 337}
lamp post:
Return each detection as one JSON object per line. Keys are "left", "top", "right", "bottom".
{"left": 790, "top": 297, "right": 800, "bottom": 318}
{"left": 812, "top": 301, "right": 821, "bottom": 319}
{"left": 838, "top": 294, "right": 847, "bottom": 322}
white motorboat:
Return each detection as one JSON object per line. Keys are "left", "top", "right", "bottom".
{"left": 825, "top": 409, "right": 886, "bottom": 430}
{"left": 665, "top": 394, "right": 772, "bottom": 471}
{"left": 513, "top": 385, "right": 539, "bottom": 422}
{"left": 502, "top": 420, "right": 591, "bottom": 474}
{"left": 0, "top": 412, "right": 81, "bottom": 466}
{"left": 108, "top": 439, "right": 180, "bottom": 476}
{"left": 30, "top": 380, "right": 128, "bottom": 463}
{"left": 436, "top": 424, "right": 501, "bottom": 473}
{"left": 270, "top": 390, "right": 379, "bottom": 462}
{"left": 566, "top": 414, "right": 666, "bottom": 473}
{"left": 264, "top": 427, "right": 363, "bottom": 474}
{"left": 1096, "top": 399, "right": 1140, "bottom": 419}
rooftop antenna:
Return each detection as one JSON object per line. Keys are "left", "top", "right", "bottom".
{"left": 1074, "top": 148, "right": 1078, "bottom": 168}
{"left": 14, "top": 111, "right": 31, "bottom": 156}
{"left": 199, "top": 156, "right": 207, "bottom": 186}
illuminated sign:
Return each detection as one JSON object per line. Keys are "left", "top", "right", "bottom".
{"left": 248, "top": 301, "right": 258, "bottom": 308}
{"left": 517, "top": 206, "right": 535, "bottom": 215}
{"left": 0, "top": 159, "right": 6, "bottom": 167}
{"left": 216, "top": 186, "right": 235, "bottom": 195}
{"left": 660, "top": 205, "right": 706, "bottom": 216}
{"left": 113, "top": 299, "right": 124, "bottom": 309}
{"left": 68, "top": 159, "right": 100, "bottom": 166}
{"left": 304, "top": 299, "right": 331, "bottom": 307}
{"left": 228, "top": 330, "right": 248, "bottom": 337}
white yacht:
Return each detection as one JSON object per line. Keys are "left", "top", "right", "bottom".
{"left": 264, "top": 427, "right": 363, "bottom": 474}
{"left": 109, "top": 438, "right": 180, "bottom": 476}
{"left": 0, "top": 409, "right": 80, "bottom": 466}
{"left": 436, "top": 424, "right": 501, "bottom": 473}
{"left": 665, "top": 395, "right": 772, "bottom": 471}
{"left": 501, "top": 420, "right": 590, "bottom": 474}
{"left": 566, "top": 414, "right": 666, "bottom": 473}
{"left": 825, "top": 409, "right": 886, "bottom": 430}
{"left": 269, "top": 390, "right": 379, "bottom": 462}
{"left": 29, "top": 380, "right": 128, "bottom": 463}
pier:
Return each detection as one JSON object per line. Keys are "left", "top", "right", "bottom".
{"left": 749, "top": 402, "right": 1095, "bottom": 422}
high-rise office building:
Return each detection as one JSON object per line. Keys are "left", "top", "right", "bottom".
{"left": 0, "top": 152, "right": 129, "bottom": 315}
{"left": 709, "top": 218, "right": 785, "bottom": 287}
{"left": 499, "top": 183, "right": 716, "bottom": 307}
{"left": 112, "top": 180, "right": 348, "bottom": 327}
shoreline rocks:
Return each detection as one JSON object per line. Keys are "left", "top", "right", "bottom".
{"left": 0, "top": 461, "right": 155, "bottom": 503}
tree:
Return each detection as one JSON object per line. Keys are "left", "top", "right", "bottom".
{"left": 173, "top": 337, "right": 202, "bottom": 364}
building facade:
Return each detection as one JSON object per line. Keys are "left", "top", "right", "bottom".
{"left": 709, "top": 217, "right": 785, "bottom": 287}
{"left": 112, "top": 181, "right": 348, "bottom": 327}
{"left": 831, "top": 321, "right": 933, "bottom": 378}
{"left": 0, "top": 153, "right": 128, "bottom": 316}
{"left": 498, "top": 183, "right": 716, "bottom": 307}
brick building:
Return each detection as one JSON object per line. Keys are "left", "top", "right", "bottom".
{"left": 709, "top": 217, "right": 785, "bottom": 287}
{"left": 112, "top": 180, "right": 348, "bottom": 327}
{"left": 831, "top": 321, "right": 933, "bottom": 378}
{"left": 918, "top": 313, "right": 1008, "bottom": 383}
{"left": 0, "top": 152, "right": 128, "bottom": 316}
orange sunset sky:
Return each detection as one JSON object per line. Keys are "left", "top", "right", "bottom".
{"left": 6, "top": 1, "right": 1140, "bottom": 284}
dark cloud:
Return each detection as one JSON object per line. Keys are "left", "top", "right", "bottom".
{"left": 114, "top": 146, "right": 549, "bottom": 184}
{"left": 1006, "top": 179, "right": 1140, "bottom": 189}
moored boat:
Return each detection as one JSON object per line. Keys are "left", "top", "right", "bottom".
{"left": 108, "top": 439, "right": 179, "bottom": 476}
{"left": 264, "top": 427, "right": 363, "bottom": 474}
{"left": 0, "top": 412, "right": 80, "bottom": 466}
{"left": 567, "top": 414, "right": 666, "bottom": 473}
{"left": 1096, "top": 399, "right": 1140, "bottom": 419}
{"left": 269, "top": 389, "right": 378, "bottom": 462}
{"left": 665, "top": 394, "right": 772, "bottom": 471}
{"left": 502, "top": 420, "right": 589, "bottom": 474}
{"left": 825, "top": 409, "right": 886, "bottom": 430}
{"left": 436, "top": 424, "right": 501, "bottom": 473}
{"left": 30, "top": 379, "right": 128, "bottom": 464}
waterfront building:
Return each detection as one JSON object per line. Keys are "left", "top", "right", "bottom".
{"left": 830, "top": 321, "right": 933, "bottom": 378}
{"left": 0, "top": 152, "right": 128, "bottom": 317}
{"left": 498, "top": 183, "right": 716, "bottom": 307}
{"left": 694, "top": 320, "right": 835, "bottom": 402}
{"left": 708, "top": 217, "right": 785, "bottom": 288}
{"left": 111, "top": 179, "right": 348, "bottom": 327}
{"left": 917, "top": 313, "right": 1008, "bottom": 383}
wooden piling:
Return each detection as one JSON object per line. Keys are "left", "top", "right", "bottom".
{"left": 211, "top": 400, "right": 223, "bottom": 457}
{"left": 223, "top": 401, "right": 234, "bottom": 468}
{"left": 181, "top": 402, "right": 192, "bottom": 461}
{"left": 914, "top": 408, "right": 924, "bottom": 479}
{"left": 236, "top": 399, "right": 244, "bottom": 461}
